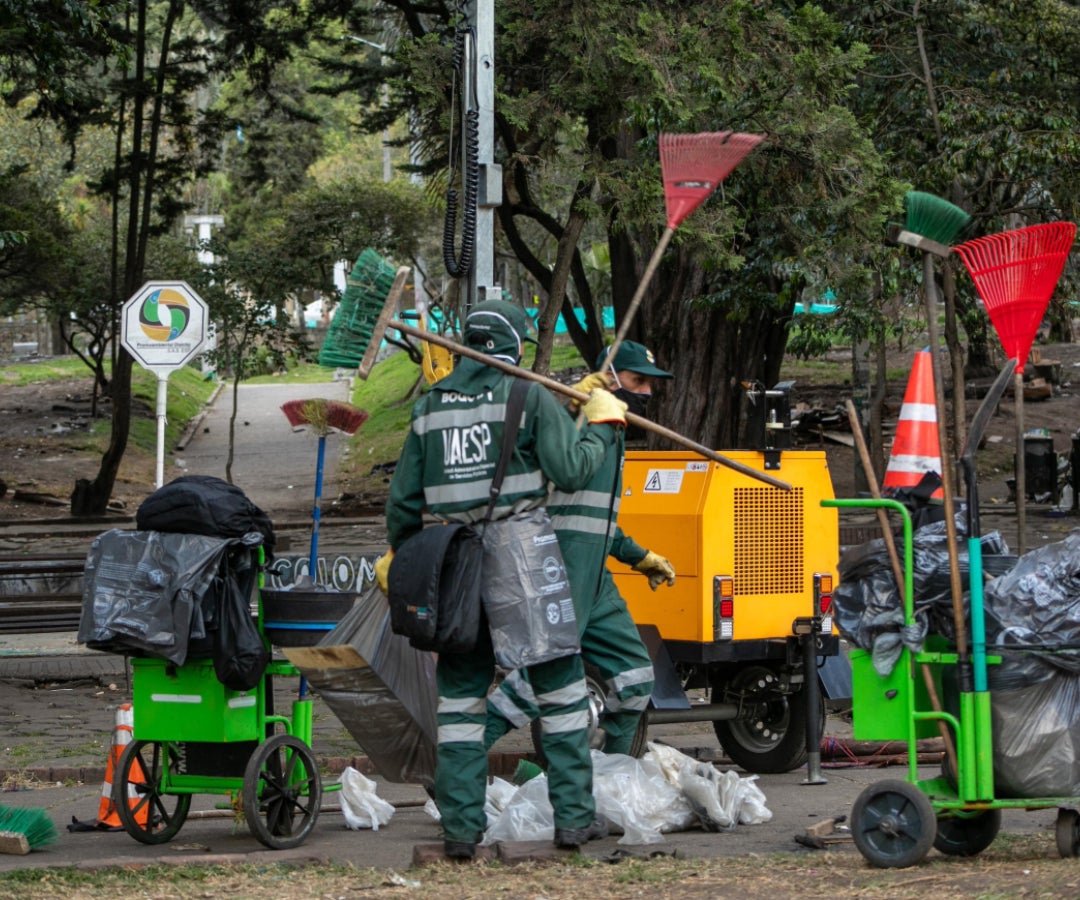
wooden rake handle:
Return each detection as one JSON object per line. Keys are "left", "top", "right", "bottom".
{"left": 380, "top": 318, "right": 791, "bottom": 491}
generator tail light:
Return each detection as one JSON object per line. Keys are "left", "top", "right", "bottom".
{"left": 814, "top": 572, "right": 834, "bottom": 634}
{"left": 713, "top": 575, "right": 734, "bottom": 641}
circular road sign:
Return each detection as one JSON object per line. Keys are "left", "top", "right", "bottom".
{"left": 121, "top": 281, "right": 209, "bottom": 372}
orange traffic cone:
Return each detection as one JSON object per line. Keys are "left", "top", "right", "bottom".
{"left": 883, "top": 350, "right": 944, "bottom": 497}
{"left": 95, "top": 703, "right": 148, "bottom": 829}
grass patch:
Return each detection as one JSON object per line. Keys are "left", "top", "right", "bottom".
{"left": 0, "top": 357, "right": 92, "bottom": 385}
{"left": 242, "top": 361, "right": 342, "bottom": 386}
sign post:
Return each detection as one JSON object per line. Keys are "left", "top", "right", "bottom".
{"left": 121, "top": 281, "right": 209, "bottom": 488}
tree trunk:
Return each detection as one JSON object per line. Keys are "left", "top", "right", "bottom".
{"left": 71, "top": 351, "right": 133, "bottom": 516}
{"left": 625, "top": 243, "right": 793, "bottom": 449}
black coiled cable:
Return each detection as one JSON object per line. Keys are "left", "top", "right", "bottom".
{"left": 443, "top": 108, "right": 479, "bottom": 278}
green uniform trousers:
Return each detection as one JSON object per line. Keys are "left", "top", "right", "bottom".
{"left": 436, "top": 627, "right": 596, "bottom": 844}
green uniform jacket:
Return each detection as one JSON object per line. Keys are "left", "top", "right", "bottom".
{"left": 386, "top": 359, "right": 619, "bottom": 549}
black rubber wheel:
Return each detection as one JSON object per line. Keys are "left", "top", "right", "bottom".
{"left": 711, "top": 664, "right": 824, "bottom": 774}
{"left": 115, "top": 740, "right": 191, "bottom": 845}
{"left": 934, "top": 808, "right": 1001, "bottom": 856}
{"left": 1056, "top": 808, "right": 1080, "bottom": 858}
{"left": 851, "top": 779, "right": 936, "bottom": 868}
{"left": 530, "top": 665, "right": 648, "bottom": 764}
{"left": 243, "top": 733, "right": 322, "bottom": 849}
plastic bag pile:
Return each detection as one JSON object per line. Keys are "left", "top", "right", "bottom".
{"left": 424, "top": 744, "right": 770, "bottom": 845}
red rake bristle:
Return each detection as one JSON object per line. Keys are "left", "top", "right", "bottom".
{"left": 660, "top": 131, "right": 766, "bottom": 229}
{"left": 954, "top": 222, "right": 1077, "bottom": 373}
{"left": 325, "top": 401, "right": 369, "bottom": 435}
{"left": 281, "top": 399, "right": 370, "bottom": 436}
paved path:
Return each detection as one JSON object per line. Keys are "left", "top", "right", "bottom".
{"left": 174, "top": 378, "right": 354, "bottom": 521}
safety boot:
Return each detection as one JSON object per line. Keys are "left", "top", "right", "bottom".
{"left": 554, "top": 816, "right": 609, "bottom": 850}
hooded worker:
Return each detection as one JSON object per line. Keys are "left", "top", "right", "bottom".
{"left": 485, "top": 340, "right": 677, "bottom": 757}
{"left": 376, "top": 298, "right": 625, "bottom": 858}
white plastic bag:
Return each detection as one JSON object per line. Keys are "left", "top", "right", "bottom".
{"left": 592, "top": 751, "right": 694, "bottom": 844}
{"left": 339, "top": 766, "right": 395, "bottom": 831}
{"left": 645, "top": 742, "right": 772, "bottom": 829}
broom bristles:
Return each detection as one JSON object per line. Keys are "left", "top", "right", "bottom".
{"left": 660, "top": 131, "right": 765, "bottom": 229}
{"left": 903, "top": 191, "right": 972, "bottom": 246}
{"left": 281, "top": 399, "right": 369, "bottom": 436}
{"left": 0, "top": 805, "right": 58, "bottom": 850}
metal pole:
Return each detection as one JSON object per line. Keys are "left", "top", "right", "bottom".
{"left": 465, "top": 0, "right": 501, "bottom": 311}
{"left": 155, "top": 374, "right": 168, "bottom": 489}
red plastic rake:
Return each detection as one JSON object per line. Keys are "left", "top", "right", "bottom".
{"left": 661, "top": 131, "right": 766, "bottom": 231}
{"left": 953, "top": 222, "right": 1077, "bottom": 375}
{"left": 599, "top": 131, "right": 765, "bottom": 386}
{"left": 953, "top": 220, "right": 1076, "bottom": 552}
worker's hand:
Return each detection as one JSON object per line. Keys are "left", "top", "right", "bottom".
{"left": 373, "top": 549, "right": 394, "bottom": 595}
{"left": 633, "top": 550, "right": 676, "bottom": 590}
{"left": 582, "top": 389, "right": 628, "bottom": 427}
{"left": 569, "top": 371, "right": 616, "bottom": 410}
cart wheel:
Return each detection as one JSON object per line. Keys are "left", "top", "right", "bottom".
{"left": 115, "top": 740, "right": 191, "bottom": 845}
{"left": 712, "top": 664, "right": 824, "bottom": 774}
{"left": 1056, "top": 808, "right": 1080, "bottom": 858}
{"left": 851, "top": 779, "right": 935, "bottom": 868}
{"left": 243, "top": 733, "right": 322, "bottom": 850}
{"left": 531, "top": 665, "right": 648, "bottom": 763}
{"left": 934, "top": 808, "right": 1001, "bottom": 856}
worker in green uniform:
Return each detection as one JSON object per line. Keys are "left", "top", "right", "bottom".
{"left": 375, "top": 300, "right": 627, "bottom": 860}
{"left": 484, "top": 341, "right": 676, "bottom": 756}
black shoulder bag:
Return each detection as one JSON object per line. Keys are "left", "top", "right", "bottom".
{"left": 387, "top": 378, "right": 530, "bottom": 653}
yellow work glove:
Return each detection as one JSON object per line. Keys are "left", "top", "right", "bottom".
{"left": 633, "top": 550, "right": 676, "bottom": 590}
{"left": 373, "top": 549, "right": 394, "bottom": 595}
{"left": 569, "top": 371, "right": 616, "bottom": 411}
{"left": 582, "top": 389, "right": 628, "bottom": 427}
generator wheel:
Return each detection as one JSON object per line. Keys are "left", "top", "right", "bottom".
{"left": 934, "top": 808, "right": 1001, "bottom": 856}
{"left": 530, "top": 665, "right": 648, "bottom": 765}
{"left": 711, "top": 664, "right": 823, "bottom": 774}
{"left": 243, "top": 734, "right": 322, "bottom": 850}
{"left": 1056, "top": 808, "right": 1080, "bottom": 858}
{"left": 851, "top": 779, "right": 935, "bottom": 868}
{"left": 116, "top": 740, "right": 191, "bottom": 845}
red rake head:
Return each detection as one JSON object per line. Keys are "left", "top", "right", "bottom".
{"left": 660, "top": 131, "right": 765, "bottom": 230}
{"left": 953, "top": 222, "right": 1077, "bottom": 373}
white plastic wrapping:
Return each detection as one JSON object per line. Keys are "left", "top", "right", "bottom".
{"left": 339, "top": 766, "right": 395, "bottom": 831}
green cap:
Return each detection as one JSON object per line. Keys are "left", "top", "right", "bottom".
{"left": 596, "top": 341, "right": 673, "bottom": 378}
{"left": 464, "top": 300, "right": 537, "bottom": 349}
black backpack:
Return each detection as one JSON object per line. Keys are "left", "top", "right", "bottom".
{"left": 136, "top": 475, "right": 276, "bottom": 559}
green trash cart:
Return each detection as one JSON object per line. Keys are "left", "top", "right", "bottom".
{"left": 113, "top": 566, "right": 339, "bottom": 850}
{"left": 824, "top": 496, "right": 1080, "bottom": 868}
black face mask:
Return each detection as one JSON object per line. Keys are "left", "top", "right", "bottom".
{"left": 613, "top": 387, "right": 649, "bottom": 419}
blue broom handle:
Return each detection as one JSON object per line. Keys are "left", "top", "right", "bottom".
{"left": 309, "top": 434, "right": 325, "bottom": 581}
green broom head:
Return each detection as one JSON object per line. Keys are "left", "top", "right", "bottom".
{"left": 0, "top": 805, "right": 59, "bottom": 849}
{"left": 903, "top": 191, "right": 972, "bottom": 245}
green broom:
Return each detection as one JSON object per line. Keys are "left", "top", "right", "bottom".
{"left": 0, "top": 805, "right": 59, "bottom": 855}
{"left": 886, "top": 188, "right": 974, "bottom": 694}
{"left": 888, "top": 190, "right": 972, "bottom": 258}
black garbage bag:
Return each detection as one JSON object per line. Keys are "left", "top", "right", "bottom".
{"left": 136, "top": 475, "right": 276, "bottom": 560}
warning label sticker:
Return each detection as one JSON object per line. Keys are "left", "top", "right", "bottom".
{"left": 643, "top": 469, "right": 684, "bottom": 493}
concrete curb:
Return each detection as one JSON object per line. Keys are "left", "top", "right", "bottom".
{"left": 175, "top": 381, "right": 225, "bottom": 451}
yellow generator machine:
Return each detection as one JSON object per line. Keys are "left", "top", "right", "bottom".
{"left": 607, "top": 386, "right": 845, "bottom": 775}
